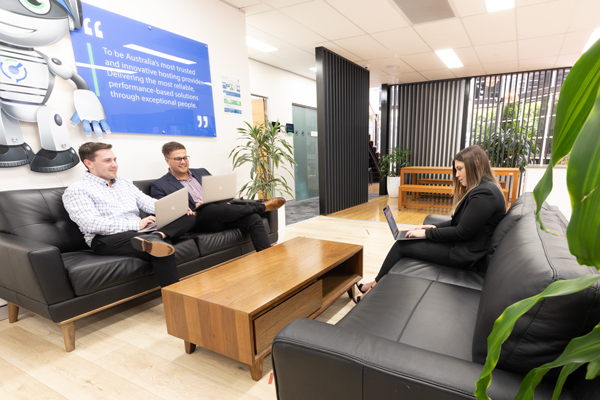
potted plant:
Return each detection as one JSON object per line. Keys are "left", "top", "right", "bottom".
{"left": 474, "top": 39, "right": 600, "bottom": 399}
{"left": 379, "top": 147, "right": 411, "bottom": 198}
{"left": 229, "top": 119, "right": 296, "bottom": 200}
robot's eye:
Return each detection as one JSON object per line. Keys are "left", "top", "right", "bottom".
{"left": 18, "top": 0, "right": 51, "bottom": 15}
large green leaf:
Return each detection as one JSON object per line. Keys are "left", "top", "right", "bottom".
{"left": 474, "top": 274, "right": 600, "bottom": 400}
{"left": 533, "top": 39, "right": 600, "bottom": 231}
{"left": 514, "top": 323, "right": 600, "bottom": 400}
{"left": 566, "top": 85, "right": 600, "bottom": 267}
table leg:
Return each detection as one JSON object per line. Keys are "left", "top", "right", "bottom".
{"left": 184, "top": 341, "right": 196, "bottom": 354}
{"left": 250, "top": 357, "right": 264, "bottom": 381}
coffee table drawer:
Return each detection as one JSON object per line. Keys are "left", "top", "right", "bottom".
{"left": 253, "top": 280, "right": 323, "bottom": 354}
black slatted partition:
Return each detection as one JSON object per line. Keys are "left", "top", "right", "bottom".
{"left": 316, "top": 47, "right": 369, "bottom": 215}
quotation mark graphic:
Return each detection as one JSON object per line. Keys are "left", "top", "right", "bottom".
{"left": 197, "top": 116, "right": 208, "bottom": 128}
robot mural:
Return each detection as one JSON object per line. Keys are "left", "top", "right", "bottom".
{"left": 0, "top": 0, "right": 110, "bottom": 172}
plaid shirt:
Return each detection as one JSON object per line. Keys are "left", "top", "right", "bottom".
{"left": 171, "top": 170, "right": 203, "bottom": 203}
{"left": 63, "top": 172, "right": 156, "bottom": 247}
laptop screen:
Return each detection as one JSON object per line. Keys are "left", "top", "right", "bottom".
{"left": 383, "top": 206, "right": 398, "bottom": 235}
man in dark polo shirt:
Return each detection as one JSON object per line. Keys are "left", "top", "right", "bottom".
{"left": 150, "top": 142, "right": 285, "bottom": 252}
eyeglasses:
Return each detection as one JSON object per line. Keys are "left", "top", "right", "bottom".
{"left": 166, "top": 156, "right": 191, "bottom": 163}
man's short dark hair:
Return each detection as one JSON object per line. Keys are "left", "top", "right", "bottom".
{"left": 162, "top": 142, "right": 186, "bottom": 157}
{"left": 78, "top": 142, "right": 112, "bottom": 164}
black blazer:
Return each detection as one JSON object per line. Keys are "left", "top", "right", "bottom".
{"left": 426, "top": 180, "right": 506, "bottom": 271}
{"left": 150, "top": 168, "right": 211, "bottom": 210}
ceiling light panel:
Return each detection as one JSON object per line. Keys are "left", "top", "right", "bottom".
{"left": 246, "top": 37, "right": 278, "bottom": 52}
{"left": 485, "top": 0, "right": 514, "bottom": 13}
{"left": 435, "top": 49, "right": 464, "bottom": 68}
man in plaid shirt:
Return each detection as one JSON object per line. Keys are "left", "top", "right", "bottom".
{"left": 63, "top": 142, "right": 195, "bottom": 287}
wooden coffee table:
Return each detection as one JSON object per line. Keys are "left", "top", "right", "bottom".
{"left": 162, "top": 237, "right": 363, "bottom": 380}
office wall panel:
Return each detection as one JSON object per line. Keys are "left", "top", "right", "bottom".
{"left": 316, "top": 47, "right": 369, "bottom": 215}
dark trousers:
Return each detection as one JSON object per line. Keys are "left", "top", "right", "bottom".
{"left": 91, "top": 215, "right": 196, "bottom": 287}
{"left": 194, "top": 201, "right": 271, "bottom": 251}
{"left": 375, "top": 239, "right": 454, "bottom": 282}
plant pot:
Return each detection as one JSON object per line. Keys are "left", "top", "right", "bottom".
{"left": 387, "top": 176, "right": 401, "bottom": 198}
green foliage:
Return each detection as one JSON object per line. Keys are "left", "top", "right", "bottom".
{"left": 479, "top": 126, "right": 539, "bottom": 173}
{"left": 229, "top": 119, "right": 297, "bottom": 200}
{"left": 475, "top": 38, "right": 600, "bottom": 399}
{"left": 379, "top": 147, "right": 411, "bottom": 178}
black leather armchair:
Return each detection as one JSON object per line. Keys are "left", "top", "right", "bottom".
{"left": 272, "top": 194, "right": 600, "bottom": 399}
{"left": 0, "top": 180, "right": 278, "bottom": 351}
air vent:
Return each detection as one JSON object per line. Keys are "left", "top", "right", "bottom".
{"left": 393, "top": 0, "right": 455, "bottom": 24}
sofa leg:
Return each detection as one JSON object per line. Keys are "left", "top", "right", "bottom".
{"left": 61, "top": 321, "right": 75, "bottom": 352}
{"left": 7, "top": 302, "right": 19, "bottom": 323}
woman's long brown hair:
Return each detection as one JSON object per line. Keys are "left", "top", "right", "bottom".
{"left": 451, "top": 145, "right": 504, "bottom": 211}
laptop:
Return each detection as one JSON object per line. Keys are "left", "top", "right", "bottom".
{"left": 139, "top": 187, "right": 189, "bottom": 232}
{"left": 383, "top": 206, "right": 427, "bottom": 241}
{"left": 199, "top": 173, "right": 237, "bottom": 206}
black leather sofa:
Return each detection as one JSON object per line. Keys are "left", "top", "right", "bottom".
{"left": 0, "top": 180, "right": 278, "bottom": 351}
{"left": 272, "top": 193, "right": 600, "bottom": 399}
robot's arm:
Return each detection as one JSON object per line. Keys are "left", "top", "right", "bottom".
{"left": 46, "top": 55, "right": 89, "bottom": 90}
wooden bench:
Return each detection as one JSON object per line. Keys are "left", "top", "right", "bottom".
{"left": 398, "top": 185, "right": 509, "bottom": 210}
{"left": 416, "top": 178, "right": 506, "bottom": 188}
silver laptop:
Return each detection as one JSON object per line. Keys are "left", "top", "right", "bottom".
{"left": 383, "top": 206, "right": 427, "bottom": 241}
{"left": 139, "top": 187, "right": 188, "bottom": 232}
{"left": 200, "top": 173, "right": 237, "bottom": 205}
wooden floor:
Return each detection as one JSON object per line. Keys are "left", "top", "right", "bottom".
{"left": 0, "top": 215, "right": 415, "bottom": 400}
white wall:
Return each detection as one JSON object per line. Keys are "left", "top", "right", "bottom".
{"left": 0, "top": 0, "right": 253, "bottom": 191}
{"left": 523, "top": 165, "right": 572, "bottom": 220}
{"left": 248, "top": 59, "right": 317, "bottom": 199}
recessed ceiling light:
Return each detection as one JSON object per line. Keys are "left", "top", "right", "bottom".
{"left": 583, "top": 28, "right": 600, "bottom": 53}
{"left": 246, "top": 37, "right": 277, "bottom": 52}
{"left": 435, "top": 49, "right": 464, "bottom": 69}
{"left": 309, "top": 67, "right": 316, "bottom": 72}
{"left": 485, "top": 0, "right": 514, "bottom": 12}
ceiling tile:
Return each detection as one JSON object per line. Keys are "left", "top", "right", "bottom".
{"left": 400, "top": 52, "right": 447, "bottom": 70}
{"left": 246, "top": 10, "right": 327, "bottom": 47}
{"left": 475, "top": 41, "right": 518, "bottom": 64}
{"left": 519, "top": 57, "right": 558, "bottom": 71}
{"left": 315, "top": 42, "right": 361, "bottom": 61}
{"left": 243, "top": 3, "right": 274, "bottom": 15}
{"left": 263, "top": 0, "right": 310, "bottom": 7}
{"left": 279, "top": 1, "right": 365, "bottom": 41}
{"left": 555, "top": 54, "right": 579, "bottom": 68}
{"left": 454, "top": 47, "right": 481, "bottom": 66}
{"left": 371, "top": 28, "right": 431, "bottom": 56}
{"left": 452, "top": 65, "right": 487, "bottom": 77}
{"left": 391, "top": 71, "right": 427, "bottom": 83}
{"left": 325, "top": 0, "right": 409, "bottom": 34}
{"left": 452, "top": 0, "right": 487, "bottom": 17}
{"left": 516, "top": 0, "right": 557, "bottom": 6}
{"left": 561, "top": 30, "right": 594, "bottom": 55}
{"left": 420, "top": 69, "right": 456, "bottom": 81}
{"left": 365, "top": 56, "right": 415, "bottom": 73}
{"left": 519, "top": 34, "right": 564, "bottom": 60}
{"left": 462, "top": 9, "right": 517, "bottom": 46}
{"left": 483, "top": 60, "right": 519, "bottom": 74}
{"left": 517, "top": 0, "right": 577, "bottom": 40}
{"left": 222, "top": 0, "right": 262, "bottom": 8}
{"left": 413, "top": 19, "right": 472, "bottom": 50}
{"left": 333, "top": 35, "right": 395, "bottom": 60}
{"left": 273, "top": 47, "right": 317, "bottom": 68}
{"left": 246, "top": 26, "right": 294, "bottom": 51}
{"left": 569, "top": 0, "right": 600, "bottom": 31}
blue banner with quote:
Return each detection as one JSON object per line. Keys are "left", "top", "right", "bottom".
{"left": 70, "top": 4, "right": 216, "bottom": 137}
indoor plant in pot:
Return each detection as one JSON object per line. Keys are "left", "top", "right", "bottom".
{"left": 229, "top": 119, "right": 296, "bottom": 200}
{"left": 379, "top": 147, "right": 411, "bottom": 198}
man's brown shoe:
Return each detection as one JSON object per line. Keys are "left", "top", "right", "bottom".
{"left": 131, "top": 234, "right": 175, "bottom": 257}
{"left": 264, "top": 197, "right": 286, "bottom": 212}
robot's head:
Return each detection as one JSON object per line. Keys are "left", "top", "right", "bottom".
{"left": 0, "top": 0, "right": 82, "bottom": 48}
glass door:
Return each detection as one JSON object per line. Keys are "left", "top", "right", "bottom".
{"left": 292, "top": 105, "right": 318, "bottom": 201}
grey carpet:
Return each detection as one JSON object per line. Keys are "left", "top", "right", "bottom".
{"left": 285, "top": 193, "right": 381, "bottom": 226}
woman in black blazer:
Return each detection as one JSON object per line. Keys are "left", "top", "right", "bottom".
{"left": 354, "top": 145, "right": 506, "bottom": 303}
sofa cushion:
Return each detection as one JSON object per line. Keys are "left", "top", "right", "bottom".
{"left": 337, "top": 274, "right": 481, "bottom": 361}
{"left": 63, "top": 252, "right": 152, "bottom": 296}
{"left": 389, "top": 258, "right": 484, "bottom": 291}
{"left": 0, "top": 188, "right": 88, "bottom": 253}
{"left": 173, "top": 238, "right": 200, "bottom": 264}
{"left": 472, "top": 207, "right": 600, "bottom": 376}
